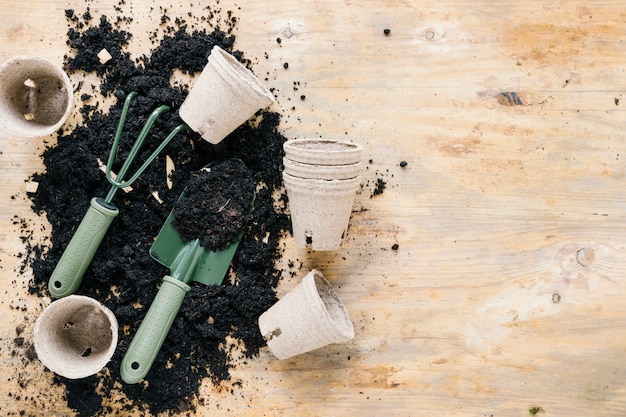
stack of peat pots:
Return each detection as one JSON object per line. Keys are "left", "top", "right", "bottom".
{"left": 282, "top": 138, "right": 363, "bottom": 251}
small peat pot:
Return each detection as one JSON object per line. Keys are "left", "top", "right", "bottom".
{"left": 258, "top": 269, "right": 354, "bottom": 360}
{"left": 179, "top": 45, "right": 274, "bottom": 144}
{"left": 33, "top": 295, "right": 118, "bottom": 379}
{"left": 0, "top": 55, "right": 73, "bottom": 138}
{"left": 282, "top": 157, "right": 361, "bottom": 180}
{"left": 283, "top": 172, "right": 361, "bottom": 251}
{"left": 283, "top": 138, "right": 363, "bottom": 166}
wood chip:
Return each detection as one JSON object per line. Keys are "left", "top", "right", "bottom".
{"left": 151, "top": 190, "right": 163, "bottom": 204}
{"left": 97, "top": 48, "right": 112, "bottom": 64}
{"left": 165, "top": 155, "right": 175, "bottom": 189}
{"left": 25, "top": 182, "right": 39, "bottom": 193}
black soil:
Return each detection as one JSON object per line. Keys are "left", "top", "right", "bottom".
{"left": 172, "top": 159, "right": 255, "bottom": 251}
{"left": 24, "top": 8, "right": 291, "bottom": 417}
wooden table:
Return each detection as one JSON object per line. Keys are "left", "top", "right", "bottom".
{"left": 2, "top": 1, "right": 625, "bottom": 415}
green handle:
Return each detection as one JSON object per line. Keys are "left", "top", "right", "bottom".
{"left": 120, "top": 276, "right": 191, "bottom": 384}
{"left": 48, "top": 197, "right": 119, "bottom": 298}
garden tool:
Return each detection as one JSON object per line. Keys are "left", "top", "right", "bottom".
{"left": 48, "top": 92, "right": 189, "bottom": 298}
{"left": 120, "top": 159, "right": 253, "bottom": 384}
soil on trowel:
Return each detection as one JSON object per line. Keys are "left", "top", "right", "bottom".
{"left": 172, "top": 159, "right": 255, "bottom": 251}
{"left": 21, "top": 7, "right": 291, "bottom": 417}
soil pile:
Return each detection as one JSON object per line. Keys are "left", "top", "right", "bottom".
{"left": 172, "top": 159, "right": 255, "bottom": 250}
{"left": 26, "top": 8, "right": 290, "bottom": 416}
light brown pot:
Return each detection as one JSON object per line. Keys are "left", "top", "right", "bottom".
{"left": 0, "top": 55, "right": 73, "bottom": 138}
{"left": 179, "top": 46, "right": 274, "bottom": 144}
{"left": 33, "top": 295, "right": 118, "bottom": 379}
{"left": 283, "top": 139, "right": 363, "bottom": 166}
{"left": 258, "top": 269, "right": 354, "bottom": 360}
{"left": 283, "top": 172, "right": 361, "bottom": 251}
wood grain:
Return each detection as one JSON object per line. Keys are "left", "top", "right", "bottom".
{"left": 1, "top": 0, "right": 626, "bottom": 415}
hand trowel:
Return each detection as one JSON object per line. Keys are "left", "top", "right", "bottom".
{"left": 120, "top": 159, "right": 254, "bottom": 384}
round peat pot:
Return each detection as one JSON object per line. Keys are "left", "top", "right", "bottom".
{"left": 0, "top": 55, "right": 73, "bottom": 138}
{"left": 258, "top": 269, "right": 354, "bottom": 360}
{"left": 34, "top": 295, "right": 118, "bottom": 379}
{"left": 179, "top": 45, "right": 274, "bottom": 144}
{"left": 283, "top": 138, "right": 363, "bottom": 166}
{"left": 282, "top": 157, "right": 361, "bottom": 180}
{"left": 283, "top": 172, "right": 361, "bottom": 251}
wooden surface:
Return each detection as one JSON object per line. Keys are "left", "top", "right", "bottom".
{"left": 2, "top": 0, "right": 626, "bottom": 415}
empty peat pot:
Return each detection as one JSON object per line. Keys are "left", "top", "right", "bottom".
{"left": 258, "top": 269, "right": 354, "bottom": 360}
{"left": 0, "top": 55, "right": 73, "bottom": 138}
{"left": 33, "top": 295, "right": 118, "bottom": 379}
{"left": 179, "top": 45, "right": 274, "bottom": 144}
{"left": 283, "top": 138, "right": 363, "bottom": 166}
{"left": 283, "top": 172, "right": 361, "bottom": 251}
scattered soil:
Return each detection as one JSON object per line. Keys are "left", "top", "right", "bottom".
{"left": 172, "top": 159, "right": 255, "bottom": 250}
{"left": 23, "top": 8, "right": 290, "bottom": 417}
{"left": 371, "top": 178, "right": 387, "bottom": 197}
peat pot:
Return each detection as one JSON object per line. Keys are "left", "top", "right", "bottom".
{"left": 33, "top": 295, "right": 118, "bottom": 379}
{"left": 0, "top": 55, "right": 73, "bottom": 138}
{"left": 258, "top": 269, "right": 354, "bottom": 360}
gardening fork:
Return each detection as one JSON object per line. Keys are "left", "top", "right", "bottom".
{"left": 48, "top": 92, "right": 189, "bottom": 298}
